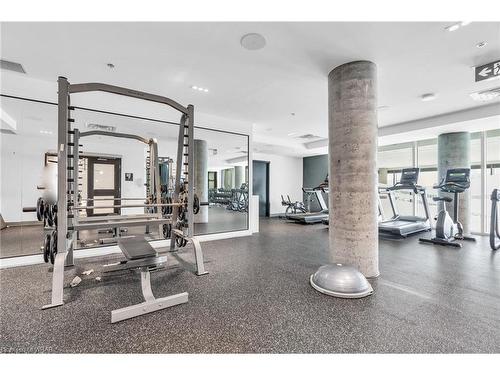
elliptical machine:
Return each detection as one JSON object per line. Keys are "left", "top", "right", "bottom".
{"left": 419, "top": 168, "right": 475, "bottom": 248}
{"left": 490, "top": 188, "right": 500, "bottom": 250}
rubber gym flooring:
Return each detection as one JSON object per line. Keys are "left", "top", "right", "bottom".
{"left": 0, "top": 218, "right": 498, "bottom": 353}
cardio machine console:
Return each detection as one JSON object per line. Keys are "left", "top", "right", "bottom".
{"left": 399, "top": 168, "right": 420, "bottom": 185}
{"left": 445, "top": 168, "right": 470, "bottom": 183}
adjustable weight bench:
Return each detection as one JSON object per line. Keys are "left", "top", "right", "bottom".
{"left": 107, "top": 236, "right": 188, "bottom": 323}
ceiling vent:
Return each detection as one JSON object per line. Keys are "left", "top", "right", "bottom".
{"left": 86, "top": 123, "right": 116, "bottom": 132}
{"left": 470, "top": 87, "right": 500, "bottom": 102}
{"left": 0, "top": 59, "right": 26, "bottom": 74}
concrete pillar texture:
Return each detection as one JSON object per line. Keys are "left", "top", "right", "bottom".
{"left": 328, "top": 60, "right": 379, "bottom": 278}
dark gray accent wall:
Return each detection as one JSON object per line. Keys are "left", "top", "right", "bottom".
{"left": 303, "top": 154, "right": 328, "bottom": 212}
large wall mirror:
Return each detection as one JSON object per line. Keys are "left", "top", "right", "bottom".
{"left": 0, "top": 95, "right": 249, "bottom": 258}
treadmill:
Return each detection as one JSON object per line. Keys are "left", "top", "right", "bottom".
{"left": 378, "top": 168, "right": 431, "bottom": 237}
{"left": 287, "top": 187, "right": 329, "bottom": 224}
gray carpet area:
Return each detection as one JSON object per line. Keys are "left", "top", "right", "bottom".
{"left": 0, "top": 218, "right": 499, "bottom": 353}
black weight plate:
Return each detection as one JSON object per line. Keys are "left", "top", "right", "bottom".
{"left": 36, "top": 198, "right": 44, "bottom": 221}
{"left": 49, "top": 230, "right": 57, "bottom": 264}
{"left": 193, "top": 194, "right": 200, "bottom": 214}
{"left": 46, "top": 205, "right": 54, "bottom": 227}
{"left": 43, "top": 233, "right": 51, "bottom": 263}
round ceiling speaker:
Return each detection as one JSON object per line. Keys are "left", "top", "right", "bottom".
{"left": 240, "top": 33, "right": 266, "bottom": 50}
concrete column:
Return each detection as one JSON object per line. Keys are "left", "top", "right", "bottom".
{"left": 194, "top": 139, "right": 208, "bottom": 223}
{"left": 328, "top": 61, "right": 379, "bottom": 278}
{"left": 234, "top": 166, "right": 244, "bottom": 188}
{"left": 437, "top": 132, "right": 471, "bottom": 233}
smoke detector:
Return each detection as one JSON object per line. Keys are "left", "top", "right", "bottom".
{"left": 0, "top": 59, "right": 26, "bottom": 74}
{"left": 86, "top": 123, "right": 116, "bottom": 132}
{"left": 240, "top": 33, "right": 266, "bottom": 50}
{"left": 470, "top": 87, "right": 500, "bottom": 102}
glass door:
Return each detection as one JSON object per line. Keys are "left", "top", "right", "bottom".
{"left": 86, "top": 156, "right": 121, "bottom": 216}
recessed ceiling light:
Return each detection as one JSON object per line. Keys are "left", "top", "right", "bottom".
{"left": 107, "top": 63, "right": 115, "bottom": 69}
{"left": 377, "top": 105, "right": 390, "bottom": 111}
{"left": 191, "top": 85, "right": 209, "bottom": 93}
{"left": 445, "top": 22, "right": 471, "bottom": 32}
{"left": 476, "top": 41, "right": 487, "bottom": 48}
{"left": 39, "top": 130, "right": 53, "bottom": 135}
{"left": 287, "top": 132, "right": 298, "bottom": 136}
{"left": 445, "top": 23, "right": 460, "bottom": 32}
{"left": 421, "top": 93, "right": 437, "bottom": 102}
{"left": 240, "top": 33, "right": 266, "bottom": 50}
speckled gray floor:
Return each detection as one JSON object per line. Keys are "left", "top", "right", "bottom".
{"left": 0, "top": 218, "right": 499, "bottom": 353}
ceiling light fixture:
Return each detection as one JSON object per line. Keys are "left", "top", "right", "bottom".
{"left": 240, "top": 33, "right": 266, "bottom": 50}
{"left": 191, "top": 85, "right": 209, "bottom": 93}
{"left": 470, "top": 87, "right": 500, "bottom": 102}
{"left": 476, "top": 41, "right": 487, "bottom": 48}
{"left": 39, "top": 130, "right": 53, "bottom": 135}
{"left": 377, "top": 105, "right": 390, "bottom": 111}
{"left": 107, "top": 63, "right": 115, "bottom": 69}
{"left": 445, "top": 21, "right": 471, "bottom": 32}
{"left": 445, "top": 23, "right": 461, "bottom": 32}
{"left": 287, "top": 132, "right": 298, "bottom": 137}
{"left": 421, "top": 93, "right": 437, "bottom": 102}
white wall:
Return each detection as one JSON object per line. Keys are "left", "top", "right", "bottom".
{"left": 253, "top": 152, "right": 303, "bottom": 216}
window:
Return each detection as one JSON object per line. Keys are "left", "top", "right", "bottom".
{"left": 378, "top": 143, "right": 414, "bottom": 218}
{"left": 486, "top": 129, "right": 500, "bottom": 231}
{"left": 417, "top": 139, "right": 438, "bottom": 226}
{"left": 470, "top": 133, "right": 482, "bottom": 233}
{"left": 208, "top": 171, "right": 217, "bottom": 189}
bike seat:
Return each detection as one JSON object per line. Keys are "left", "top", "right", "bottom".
{"left": 433, "top": 196, "right": 452, "bottom": 203}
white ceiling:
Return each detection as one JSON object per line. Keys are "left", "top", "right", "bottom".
{"left": 1, "top": 22, "right": 499, "bottom": 157}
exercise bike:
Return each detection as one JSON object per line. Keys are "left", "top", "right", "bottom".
{"left": 281, "top": 195, "right": 307, "bottom": 216}
{"left": 490, "top": 188, "right": 500, "bottom": 250}
{"left": 419, "top": 168, "right": 475, "bottom": 248}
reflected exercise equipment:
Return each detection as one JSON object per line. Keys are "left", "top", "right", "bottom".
{"left": 419, "top": 168, "right": 476, "bottom": 248}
